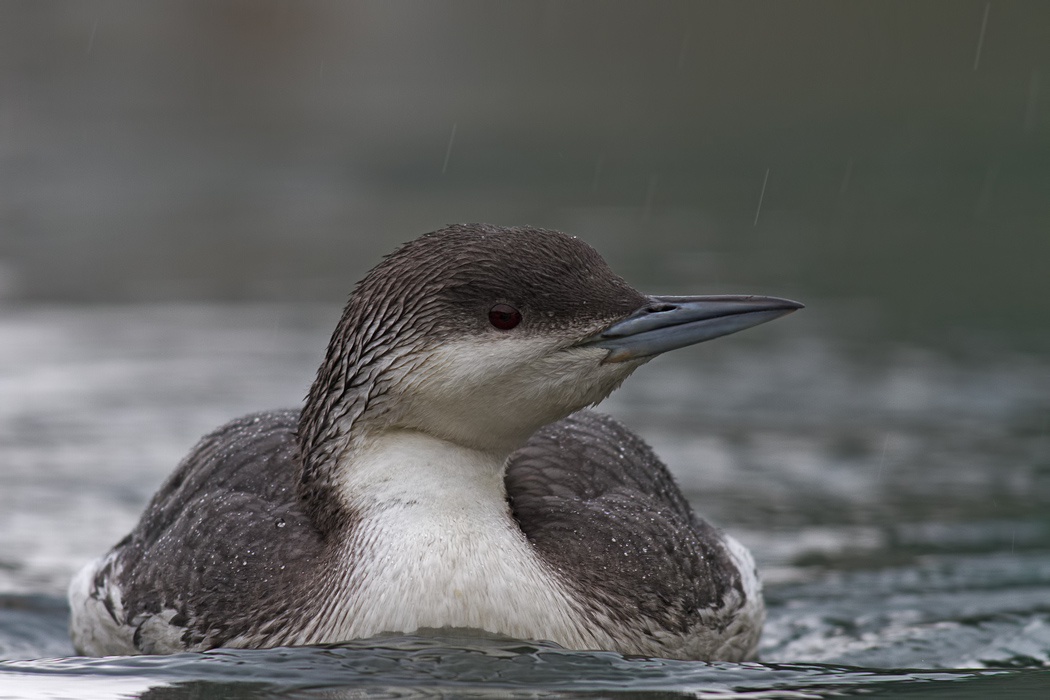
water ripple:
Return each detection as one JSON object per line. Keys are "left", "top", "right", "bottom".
{"left": 0, "top": 635, "right": 1032, "bottom": 699}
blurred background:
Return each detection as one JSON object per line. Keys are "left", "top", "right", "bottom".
{"left": 1, "top": 0, "right": 1047, "bottom": 344}
{"left": 2, "top": 0, "right": 1050, "bottom": 671}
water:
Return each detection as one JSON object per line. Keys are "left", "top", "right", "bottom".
{"left": 2, "top": 635, "right": 1047, "bottom": 700}
{"left": 1, "top": 303, "right": 1048, "bottom": 698}
{"left": 3, "top": 1, "right": 1048, "bottom": 695}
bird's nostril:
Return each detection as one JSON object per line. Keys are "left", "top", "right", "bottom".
{"left": 648, "top": 304, "right": 676, "bottom": 313}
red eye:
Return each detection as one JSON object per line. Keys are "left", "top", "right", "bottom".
{"left": 489, "top": 304, "right": 522, "bottom": 330}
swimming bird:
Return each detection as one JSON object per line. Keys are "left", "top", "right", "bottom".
{"left": 68, "top": 224, "right": 801, "bottom": 660}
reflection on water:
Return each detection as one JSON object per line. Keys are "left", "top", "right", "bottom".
{"left": 0, "top": 303, "right": 1048, "bottom": 697}
{"left": 0, "top": 633, "right": 1045, "bottom": 700}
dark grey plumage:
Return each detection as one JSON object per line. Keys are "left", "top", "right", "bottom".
{"left": 92, "top": 411, "right": 327, "bottom": 652}
{"left": 87, "top": 408, "right": 744, "bottom": 654}
{"left": 507, "top": 410, "right": 743, "bottom": 636}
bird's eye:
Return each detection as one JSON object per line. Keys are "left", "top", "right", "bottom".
{"left": 489, "top": 304, "right": 522, "bottom": 330}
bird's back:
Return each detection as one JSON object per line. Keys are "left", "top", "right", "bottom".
{"left": 71, "top": 409, "right": 762, "bottom": 659}
{"left": 69, "top": 411, "right": 328, "bottom": 654}
{"left": 507, "top": 410, "right": 763, "bottom": 659}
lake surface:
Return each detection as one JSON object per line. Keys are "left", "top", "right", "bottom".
{"left": 1, "top": 303, "right": 1048, "bottom": 698}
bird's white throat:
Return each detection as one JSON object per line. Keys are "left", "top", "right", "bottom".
{"left": 337, "top": 429, "right": 510, "bottom": 514}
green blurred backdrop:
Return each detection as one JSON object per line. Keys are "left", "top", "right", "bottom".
{"left": 2, "top": 0, "right": 1047, "bottom": 347}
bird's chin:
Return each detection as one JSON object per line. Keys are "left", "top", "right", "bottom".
{"left": 587, "top": 361, "right": 643, "bottom": 405}
{"left": 550, "top": 349, "right": 645, "bottom": 415}
{"left": 384, "top": 339, "right": 645, "bottom": 454}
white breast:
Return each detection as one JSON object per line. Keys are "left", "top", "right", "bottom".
{"left": 303, "top": 430, "right": 614, "bottom": 650}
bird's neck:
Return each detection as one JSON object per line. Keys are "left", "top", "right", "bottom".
{"left": 334, "top": 429, "right": 512, "bottom": 518}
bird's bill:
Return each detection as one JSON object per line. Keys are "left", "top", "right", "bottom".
{"left": 578, "top": 295, "right": 804, "bottom": 363}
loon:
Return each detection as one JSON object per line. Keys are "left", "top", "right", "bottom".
{"left": 68, "top": 224, "right": 801, "bottom": 660}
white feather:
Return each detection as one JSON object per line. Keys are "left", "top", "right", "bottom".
{"left": 317, "top": 429, "right": 613, "bottom": 650}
